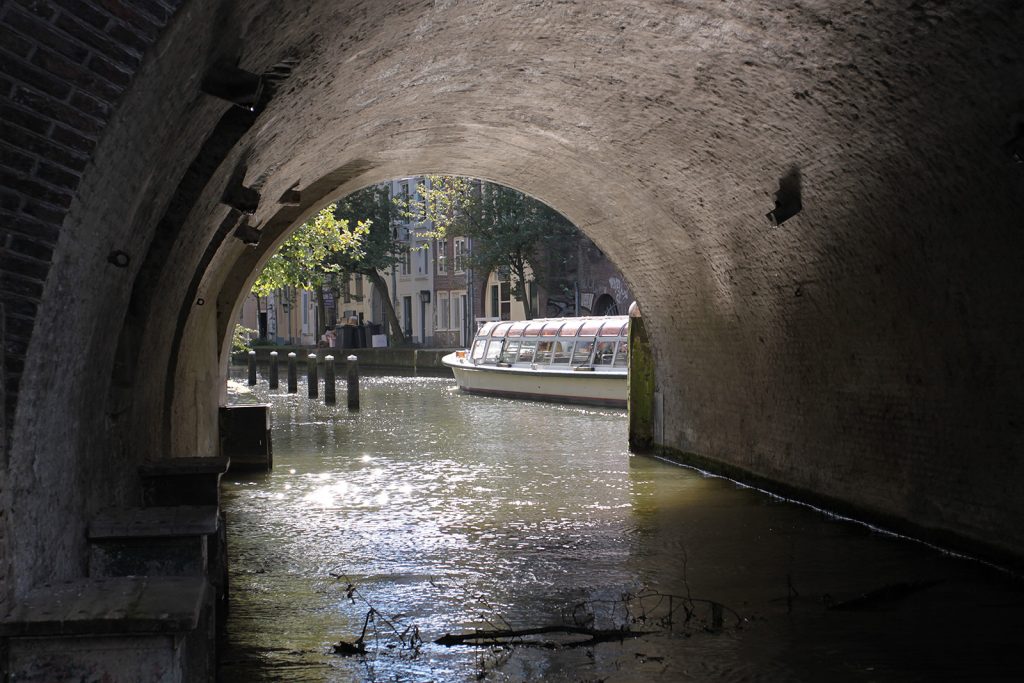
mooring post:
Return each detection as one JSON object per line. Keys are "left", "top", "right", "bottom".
{"left": 268, "top": 351, "right": 279, "bottom": 389}
{"left": 324, "top": 355, "right": 336, "bottom": 405}
{"left": 307, "top": 353, "right": 319, "bottom": 399}
{"left": 627, "top": 302, "right": 655, "bottom": 451}
{"left": 287, "top": 352, "right": 297, "bottom": 393}
{"left": 247, "top": 350, "right": 257, "bottom": 386}
{"left": 346, "top": 354, "right": 359, "bottom": 411}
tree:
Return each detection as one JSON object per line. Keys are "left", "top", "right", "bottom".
{"left": 251, "top": 203, "right": 368, "bottom": 338}
{"left": 332, "top": 186, "right": 409, "bottom": 345}
{"left": 405, "top": 177, "right": 577, "bottom": 319}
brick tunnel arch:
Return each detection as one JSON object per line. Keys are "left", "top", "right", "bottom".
{"left": 2, "top": 1, "right": 1023, "bottom": 604}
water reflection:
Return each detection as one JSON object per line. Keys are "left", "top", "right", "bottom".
{"left": 220, "top": 369, "right": 1023, "bottom": 682}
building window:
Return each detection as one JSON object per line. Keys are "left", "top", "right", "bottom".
{"left": 354, "top": 273, "right": 363, "bottom": 299}
{"left": 437, "top": 238, "right": 447, "bottom": 274}
{"left": 401, "top": 246, "right": 411, "bottom": 276}
{"left": 437, "top": 291, "right": 450, "bottom": 330}
{"left": 454, "top": 238, "right": 467, "bottom": 273}
{"left": 500, "top": 281, "right": 511, "bottom": 320}
{"left": 455, "top": 292, "right": 466, "bottom": 341}
{"left": 395, "top": 181, "right": 412, "bottom": 224}
{"left": 402, "top": 296, "right": 413, "bottom": 338}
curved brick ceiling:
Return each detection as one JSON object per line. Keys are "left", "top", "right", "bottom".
{"left": 2, "top": 1, "right": 1023, "bottom": 597}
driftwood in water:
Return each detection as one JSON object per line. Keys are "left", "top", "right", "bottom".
{"left": 332, "top": 639, "right": 367, "bottom": 656}
{"left": 435, "top": 625, "right": 652, "bottom": 648}
{"left": 825, "top": 579, "right": 942, "bottom": 611}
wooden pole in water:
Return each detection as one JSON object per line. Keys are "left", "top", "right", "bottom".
{"left": 247, "top": 350, "right": 257, "bottom": 385}
{"left": 287, "top": 352, "right": 297, "bottom": 393}
{"left": 627, "top": 302, "right": 655, "bottom": 452}
{"left": 346, "top": 354, "right": 359, "bottom": 411}
{"left": 307, "top": 353, "right": 319, "bottom": 398}
{"left": 268, "top": 351, "right": 279, "bottom": 389}
{"left": 324, "top": 355, "right": 336, "bottom": 405}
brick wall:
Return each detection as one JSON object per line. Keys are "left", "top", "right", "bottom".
{"left": 0, "top": 0, "right": 184, "bottom": 610}
{"left": 0, "top": 0, "right": 1022, "bottom": 595}
{"left": 0, "top": 0, "right": 182, "bottom": 451}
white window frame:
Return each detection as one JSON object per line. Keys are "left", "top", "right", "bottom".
{"left": 437, "top": 290, "right": 450, "bottom": 330}
{"left": 454, "top": 238, "right": 467, "bottom": 273}
{"left": 400, "top": 246, "right": 411, "bottom": 276}
{"left": 436, "top": 238, "right": 447, "bottom": 275}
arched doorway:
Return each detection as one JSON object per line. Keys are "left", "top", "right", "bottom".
{"left": 591, "top": 293, "right": 619, "bottom": 317}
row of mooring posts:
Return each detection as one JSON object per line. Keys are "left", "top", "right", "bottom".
{"left": 248, "top": 350, "right": 359, "bottom": 409}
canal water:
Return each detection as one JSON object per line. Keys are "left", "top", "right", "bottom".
{"left": 219, "top": 368, "right": 1023, "bottom": 682}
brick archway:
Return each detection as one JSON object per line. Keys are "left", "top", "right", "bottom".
{"left": 2, "top": 1, "right": 1023, "bottom": 604}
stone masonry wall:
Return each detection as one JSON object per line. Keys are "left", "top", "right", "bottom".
{"left": 1, "top": 0, "right": 1023, "bottom": 606}
{"left": 0, "top": 0, "right": 184, "bottom": 609}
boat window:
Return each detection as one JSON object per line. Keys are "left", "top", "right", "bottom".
{"left": 599, "top": 320, "right": 627, "bottom": 337}
{"left": 535, "top": 340, "right": 554, "bottom": 364}
{"left": 471, "top": 338, "right": 487, "bottom": 361}
{"left": 559, "top": 320, "right": 585, "bottom": 337}
{"left": 540, "top": 321, "right": 563, "bottom": 337}
{"left": 593, "top": 340, "right": 617, "bottom": 365}
{"left": 517, "top": 340, "right": 537, "bottom": 363}
{"left": 492, "top": 322, "right": 512, "bottom": 338}
{"left": 478, "top": 322, "right": 497, "bottom": 337}
{"left": 572, "top": 339, "right": 594, "bottom": 365}
{"left": 484, "top": 340, "right": 503, "bottom": 363}
{"left": 499, "top": 341, "right": 520, "bottom": 364}
{"left": 579, "top": 320, "right": 602, "bottom": 336}
{"left": 552, "top": 340, "right": 573, "bottom": 364}
{"left": 523, "top": 321, "right": 545, "bottom": 337}
{"left": 612, "top": 340, "right": 628, "bottom": 367}
{"left": 507, "top": 322, "right": 528, "bottom": 338}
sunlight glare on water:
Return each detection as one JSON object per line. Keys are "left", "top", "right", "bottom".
{"left": 220, "top": 369, "right": 1024, "bottom": 682}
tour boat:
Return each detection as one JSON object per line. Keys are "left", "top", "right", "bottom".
{"left": 442, "top": 315, "right": 629, "bottom": 407}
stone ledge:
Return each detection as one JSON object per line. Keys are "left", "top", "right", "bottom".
{"left": 88, "top": 505, "right": 219, "bottom": 539}
{"left": 0, "top": 576, "right": 208, "bottom": 637}
{"left": 138, "top": 456, "right": 230, "bottom": 476}
{"left": 139, "top": 456, "right": 229, "bottom": 506}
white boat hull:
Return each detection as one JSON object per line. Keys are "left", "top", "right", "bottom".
{"left": 443, "top": 353, "right": 626, "bottom": 408}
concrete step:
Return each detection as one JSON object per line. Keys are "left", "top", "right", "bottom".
{"left": 87, "top": 505, "right": 228, "bottom": 639}
{"left": 139, "top": 456, "right": 229, "bottom": 507}
{"left": 1, "top": 576, "right": 213, "bottom": 681}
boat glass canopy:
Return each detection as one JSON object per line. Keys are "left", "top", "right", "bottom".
{"left": 471, "top": 315, "right": 629, "bottom": 370}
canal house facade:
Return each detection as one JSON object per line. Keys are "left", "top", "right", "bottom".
{"left": 238, "top": 176, "right": 632, "bottom": 348}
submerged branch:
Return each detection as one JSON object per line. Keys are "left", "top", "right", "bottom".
{"left": 435, "top": 625, "right": 653, "bottom": 648}
{"left": 824, "top": 579, "right": 943, "bottom": 611}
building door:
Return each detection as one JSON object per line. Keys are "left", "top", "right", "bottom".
{"left": 403, "top": 296, "right": 413, "bottom": 339}
{"left": 457, "top": 293, "right": 467, "bottom": 346}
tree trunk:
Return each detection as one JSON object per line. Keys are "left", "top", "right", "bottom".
{"left": 365, "top": 269, "right": 407, "bottom": 346}
{"left": 513, "top": 263, "right": 533, "bottom": 320}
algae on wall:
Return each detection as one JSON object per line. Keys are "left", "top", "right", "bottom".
{"left": 628, "top": 316, "right": 656, "bottom": 452}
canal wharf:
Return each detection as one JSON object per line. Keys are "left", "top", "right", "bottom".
{"left": 234, "top": 346, "right": 453, "bottom": 373}
{"left": 1, "top": 457, "right": 230, "bottom": 682}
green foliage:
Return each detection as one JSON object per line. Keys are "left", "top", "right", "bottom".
{"left": 331, "top": 186, "right": 403, "bottom": 275}
{"left": 398, "top": 175, "right": 475, "bottom": 239}
{"left": 232, "top": 324, "right": 258, "bottom": 353}
{"left": 251, "top": 203, "right": 370, "bottom": 297}
{"left": 404, "top": 176, "right": 578, "bottom": 318}
{"left": 332, "top": 185, "right": 409, "bottom": 344}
